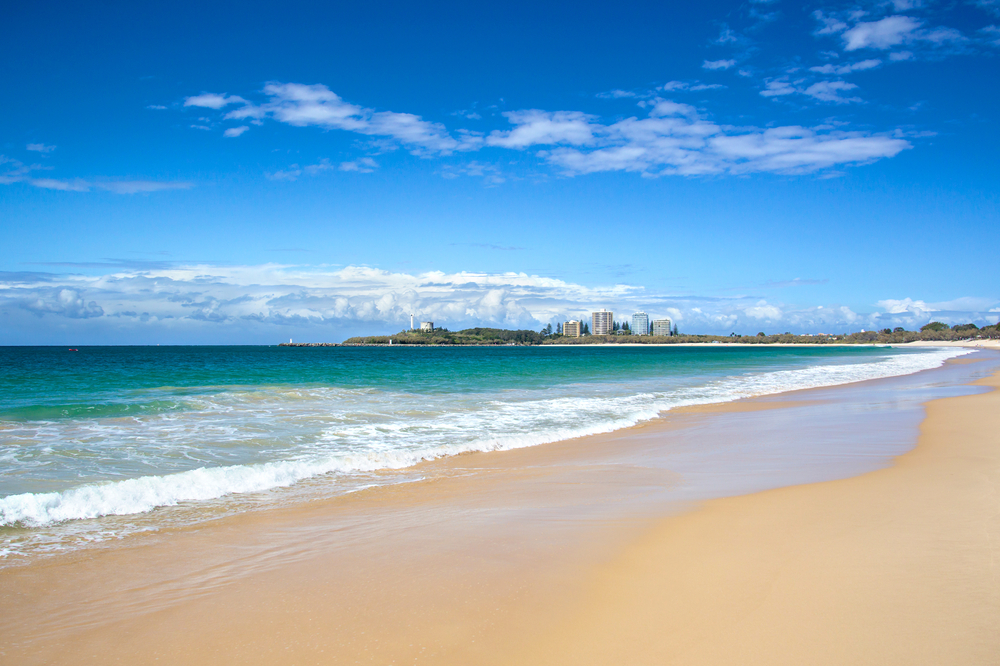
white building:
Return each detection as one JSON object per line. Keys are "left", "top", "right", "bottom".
{"left": 652, "top": 318, "right": 673, "bottom": 336}
{"left": 420, "top": 321, "right": 434, "bottom": 331}
{"left": 632, "top": 312, "right": 649, "bottom": 336}
{"left": 563, "top": 320, "right": 582, "bottom": 337}
{"left": 592, "top": 309, "right": 613, "bottom": 335}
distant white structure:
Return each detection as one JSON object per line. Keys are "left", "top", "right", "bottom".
{"left": 592, "top": 309, "right": 613, "bottom": 336}
{"left": 563, "top": 320, "right": 582, "bottom": 337}
{"left": 420, "top": 321, "right": 434, "bottom": 332}
{"left": 410, "top": 313, "right": 415, "bottom": 330}
{"left": 632, "top": 312, "right": 649, "bottom": 336}
{"left": 652, "top": 318, "right": 673, "bottom": 336}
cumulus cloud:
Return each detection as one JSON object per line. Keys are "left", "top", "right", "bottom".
{"left": 26, "top": 143, "right": 56, "bottom": 153}
{"left": 493, "top": 99, "right": 909, "bottom": 176}
{"left": 21, "top": 288, "right": 104, "bottom": 319}
{"left": 2, "top": 265, "right": 996, "bottom": 340}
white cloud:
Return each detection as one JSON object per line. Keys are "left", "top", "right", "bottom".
{"left": 440, "top": 161, "right": 505, "bottom": 185}
{"left": 0, "top": 155, "right": 48, "bottom": 184}
{"left": 486, "top": 110, "right": 597, "bottom": 148}
{"left": 977, "top": 0, "right": 1000, "bottom": 17}
{"left": 889, "top": 50, "right": 915, "bottom": 60}
{"left": 490, "top": 99, "right": 909, "bottom": 176}
{"left": 22, "top": 288, "right": 104, "bottom": 319}
{"left": 760, "top": 78, "right": 797, "bottom": 97}
{"left": 597, "top": 89, "right": 638, "bottom": 98}
{"left": 3, "top": 265, "right": 996, "bottom": 339}
{"left": 29, "top": 178, "right": 90, "bottom": 192}
{"left": 809, "top": 59, "right": 882, "bottom": 74}
{"left": 220, "top": 83, "right": 478, "bottom": 155}
{"left": 7, "top": 175, "right": 192, "bottom": 194}
{"left": 843, "top": 15, "right": 923, "bottom": 50}
{"left": 813, "top": 10, "right": 849, "bottom": 35}
{"left": 979, "top": 25, "right": 1000, "bottom": 45}
{"left": 744, "top": 300, "right": 783, "bottom": 320}
{"left": 702, "top": 59, "right": 737, "bottom": 70}
{"left": 184, "top": 93, "right": 247, "bottom": 109}
{"left": 26, "top": 143, "right": 56, "bottom": 153}
{"left": 94, "top": 181, "right": 194, "bottom": 194}
{"left": 877, "top": 297, "right": 930, "bottom": 314}
{"left": 802, "top": 80, "right": 863, "bottom": 103}
{"left": 267, "top": 166, "right": 302, "bottom": 181}
{"left": 339, "top": 157, "right": 378, "bottom": 173}
{"left": 179, "top": 82, "right": 916, "bottom": 181}
{"left": 223, "top": 126, "right": 249, "bottom": 138}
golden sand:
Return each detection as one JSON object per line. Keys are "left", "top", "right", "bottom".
{"left": 2, "top": 363, "right": 998, "bottom": 665}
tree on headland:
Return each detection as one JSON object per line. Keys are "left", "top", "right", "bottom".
{"left": 582, "top": 322, "right": 590, "bottom": 335}
{"left": 921, "top": 322, "right": 949, "bottom": 332}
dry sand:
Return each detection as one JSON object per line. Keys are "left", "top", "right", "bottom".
{"left": 2, "top": 361, "right": 998, "bottom": 664}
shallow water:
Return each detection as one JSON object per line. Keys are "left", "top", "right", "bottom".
{"left": 0, "top": 344, "right": 977, "bottom": 561}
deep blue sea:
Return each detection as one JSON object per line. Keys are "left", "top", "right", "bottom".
{"left": 0, "top": 344, "right": 969, "bottom": 559}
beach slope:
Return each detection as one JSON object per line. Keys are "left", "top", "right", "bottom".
{"left": 521, "top": 369, "right": 1000, "bottom": 665}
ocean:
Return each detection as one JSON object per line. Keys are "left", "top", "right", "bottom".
{"left": 0, "top": 344, "right": 970, "bottom": 561}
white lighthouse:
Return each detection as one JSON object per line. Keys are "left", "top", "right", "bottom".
{"left": 410, "top": 313, "right": 414, "bottom": 330}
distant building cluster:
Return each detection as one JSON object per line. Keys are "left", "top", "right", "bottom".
{"left": 559, "top": 310, "right": 673, "bottom": 338}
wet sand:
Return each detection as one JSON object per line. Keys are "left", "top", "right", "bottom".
{"left": 1, "top": 353, "right": 998, "bottom": 664}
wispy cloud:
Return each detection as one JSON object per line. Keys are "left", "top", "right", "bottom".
{"left": 702, "top": 59, "right": 737, "bottom": 70}
{"left": 339, "top": 157, "right": 378, "bottom": 172}
{"left": 809, "top": 58, "right": 882, "bottom": 74}
{"left": 0, "top": 161, "right": 194, "bottom": 193}
{"left": 207, "top": 82, "right": 482, "bottom": 154}
{"left": 26, "top": 143, "right": 56, "bottom": 153}
{"left": 184, "top": 93, "right": 247, "bottom": 109}
{"left": 223, "top": 126, "right": 249, "bottom": 138}
{"left": 180, "top": 78, "right": 920, "bottom": 181}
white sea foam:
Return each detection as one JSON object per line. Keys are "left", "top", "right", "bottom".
{"left": 0, "top": 347, "right": 970, "bottom": 529}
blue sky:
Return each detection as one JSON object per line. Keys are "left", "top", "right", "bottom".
{"left": 2, "top": 0, "right": 998, "bottom": 343}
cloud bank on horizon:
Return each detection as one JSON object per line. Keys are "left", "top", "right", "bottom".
{"left": 2, "top": 264, "right": 996, "bottom": 344}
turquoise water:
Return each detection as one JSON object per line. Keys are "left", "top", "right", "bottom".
{"left": 0, "top": 344, "right": 969, "bottom": 557}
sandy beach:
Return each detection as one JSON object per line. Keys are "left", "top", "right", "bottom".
{"left": 2, "top": 351, "right": 998, "bottom": 664}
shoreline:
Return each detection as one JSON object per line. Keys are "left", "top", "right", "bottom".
{"left": 2, "top": 351, "right": 998, "bottom": 663}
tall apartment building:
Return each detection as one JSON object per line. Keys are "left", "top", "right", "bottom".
{"left": 592, "top": 309, "right": 613, "bottom": 336}
{"left": 563, "top": 320, "right": 581, "bottom": 337}
{"left": 652, "top": 318, "right": 673, "bottom": 336}
{"left": 632, "top": 311, "right": 649, "bottom": 336}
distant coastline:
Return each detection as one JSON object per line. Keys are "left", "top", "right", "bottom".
{"left": 280, "top": 323, "right": 1000, "bottom": 348}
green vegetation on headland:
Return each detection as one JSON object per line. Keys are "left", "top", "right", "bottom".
{"left": 280, "top": 321, "right": 1000, "bottom": 347}
{"left": 337, "top": 327, "right": 546, "bottom": 346}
